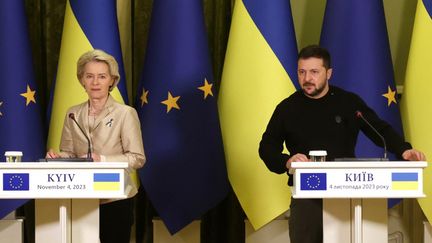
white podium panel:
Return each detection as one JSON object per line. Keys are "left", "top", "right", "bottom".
{"left": 0, "top": 219, "right": 24, "bottom": 243}
{"left": 292, "top": 162, "right": 426, "bottom": 198}
{"left": 0, "top": 162, "right": 127, "bottom": 199}
{"left": 291, "top": 161, "right": 427, "bottom": 243}
{"left": 0, "top": 162, "right": 129, "bottom": 243}
{"left": 425, "top": 221, "right": 432, "bottom": 243}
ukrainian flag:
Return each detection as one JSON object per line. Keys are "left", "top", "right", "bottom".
{"left": 218, "top": 0, "right": 298, "bottom": 229}
{"left": 391, "top": 172, "right": 418, "bottom": 190}
{"left": 47, "top": 0, "right": 128, "bottom": 151}
{"left": 400, "top": 0, "right": 432, "bottom": 223}
{"left": 93, "top": 173, "right": 120, "bottom": 191}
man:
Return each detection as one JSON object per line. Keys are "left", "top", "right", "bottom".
{"left": 258, "top": 45, "right": 425, "bottom": 243}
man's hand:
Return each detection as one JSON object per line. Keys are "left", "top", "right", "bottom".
{"left": 402, "top": 149, "right": 426, "bottom": 161}
{"left": 286, "top": 153, "right": 310, "bottom": 169}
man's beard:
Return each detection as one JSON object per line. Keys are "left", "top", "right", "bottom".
{"left": 302, "top": 82, "right": 327, "bottom": 98}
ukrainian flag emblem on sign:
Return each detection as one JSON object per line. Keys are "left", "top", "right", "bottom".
{"left": 391, "top": 172, "right": 418, "bottom": 190}
{"left": 93, "top": 173, "right": 120, "bottom": 191}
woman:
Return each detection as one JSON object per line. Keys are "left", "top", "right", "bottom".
{"left": 47, "top": 49, "right": 145, "bottom": 243}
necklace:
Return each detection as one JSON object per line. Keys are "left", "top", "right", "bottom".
{"left": 87, "top": 99, "right": 106, "bottom": 133}
{"left": 89, "top": 106, "right": 103, "bottom": 116}
{"left": 88, "top": 114, "right": 97, "bottom": 132}
{"left": 88, "top": 97, "right": 108, "bottom": 116}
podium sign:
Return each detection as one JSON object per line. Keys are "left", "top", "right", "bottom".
{"left": 291, "top": 161, "right": 427, "bottom": 243}
{"left": 292, "top": 161, "right": 426, "bottom": 198}
{"left": 0, "top": 162, "right": 126, "bottom": 199}
{"left": 0, "top": 162, "right": 129, "bottom": 243}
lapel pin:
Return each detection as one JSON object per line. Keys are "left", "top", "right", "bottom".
{"left": 106, "top": 118, "right": 114, "bottom": 127}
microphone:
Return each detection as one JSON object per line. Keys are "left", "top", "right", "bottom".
{"left": 355, "top": 111, "right": 388, "bottom": 161}
{"left": 69, "top": 113, "right": 93, "bottom": 161}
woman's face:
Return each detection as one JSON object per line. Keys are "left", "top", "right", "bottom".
{"left": 81, "top": 61, "right": 114, "bottom": 100}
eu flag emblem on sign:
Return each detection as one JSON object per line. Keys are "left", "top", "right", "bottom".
{"left": 3, "top": 173, "right": 29, "bottom": 191}
{"left": 300, "top": 173, "right": 327, "bottom": 191}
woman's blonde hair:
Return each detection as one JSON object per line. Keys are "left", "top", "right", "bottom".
{"left": 76, "top": 49, "right": 120, "bottom": 91}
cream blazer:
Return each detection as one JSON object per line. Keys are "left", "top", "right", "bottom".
{"left": 59, "top": 95, "right": 145, "bottom": 203}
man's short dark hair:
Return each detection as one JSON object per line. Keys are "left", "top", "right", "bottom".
{"left": 298, "top": 45, "right": 331, "bottom": 69}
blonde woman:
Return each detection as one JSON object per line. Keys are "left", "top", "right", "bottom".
{"left": 47, "top": 49, "right": 145, "bottom": 243}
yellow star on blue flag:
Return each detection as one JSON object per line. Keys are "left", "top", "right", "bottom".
{"left": 382, "top": 86, "right": 397, "bottom": 106}
{"left": 135, "top": 0, "right": 229, "bottom": 233}
{"left": 140, "top": 88, "right": 149, "bottom": 107}
{"left": 1, "top": 0, "right": 45, "bottom": 219}
{"left": 197, "top": 78, "right": 214, "bottom": 99}
{"left": 20, "top": 84, "right": 36, "bottom": 106}
{"left": 161, "top": 91, "right": 180, "bottom": 113}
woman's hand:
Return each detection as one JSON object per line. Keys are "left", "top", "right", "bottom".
{"left": 91, "top": 153, "right": 102, "bottom": 162}
{"left": 46, "top": 149, "right": 60, "bottom": 159}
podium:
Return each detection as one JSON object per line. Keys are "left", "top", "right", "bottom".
{"left": 0, "top": 162, "right": 129, "bottom": 243}
{"left": 291, "top": 161, "right": 427, "bottom": 243}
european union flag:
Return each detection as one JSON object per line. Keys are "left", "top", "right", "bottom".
{"left": 300, "top": 173, "right": 327, "bottom": 191}
{"left": 0, "top": 0, "right": 45, "bottom": 218}
{"left": 320, "top": 0, "right": 404, "bottom": 160}
{"left": 3, "top": 173, "right": 29, "bottom": 191}
{"left": 320, "top": 0, "right": 405, "bottom": 207}
{"left": 136, "top": 0, "right": 229, "bottom": 234}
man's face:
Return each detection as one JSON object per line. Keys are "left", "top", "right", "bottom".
{"left": 297, "top": 57, "right": 332, "bottom": 99}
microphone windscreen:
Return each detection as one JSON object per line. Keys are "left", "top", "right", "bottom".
{"left": 355, "top": 110, "right": 362, "bottom": 118}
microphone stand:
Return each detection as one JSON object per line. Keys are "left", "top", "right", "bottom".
{"left": 356, "top": 111, "right": 388, "bottom": 161}
{"left": 69, "top": 113, "right": 93, "bottom": 162}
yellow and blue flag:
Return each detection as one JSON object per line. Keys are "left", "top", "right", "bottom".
{"left": 0, "top": 0, "right": 45, "bottom": 218}
{"left": 218, "top": 0, "right": 298, "bottom": 229}
{"left": 320, "top": 1, "right": 405, "bottom": 208}
{"left": 93, "top": 173, "right": 120, "bottom": 191}
{"left": 400, "top": 0, "right": 432, "bottom": 223}
{"left": 391, "top": 172, "right": 418, "bottom": 191}
{"left": 47, "top": 0, "right": 128, "bottom": 151}
{"left": 136, "top": 0, "right": 229, "bottom": 234}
